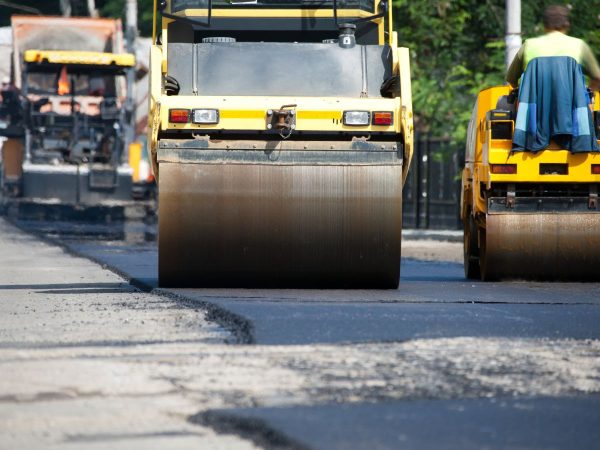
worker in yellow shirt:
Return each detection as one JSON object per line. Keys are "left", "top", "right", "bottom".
{"left": 506, "top": 5, "right": 600, "bottom": 90}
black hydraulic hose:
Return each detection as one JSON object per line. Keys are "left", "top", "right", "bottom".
{"left": 352, "top": 0, "right": 387, "bottom": 24}
{"left": 332, "top": 0, "right": 338, "bottom": 27}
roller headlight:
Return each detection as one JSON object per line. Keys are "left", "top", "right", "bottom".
{"left": 192, "top": 109, "right": 219, "bottom": 124}
{"left": 343, "top": 110, "right": 370, "bottom": 126}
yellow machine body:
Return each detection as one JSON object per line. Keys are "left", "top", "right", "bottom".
{"left": 23, "top": 50, "right": 135, "bottom": 68}
{"left": 149, "top": 0, "right": 413, "bottom": 287}
{"left": 462, "top": 85, "right": 600, "bottom": 280}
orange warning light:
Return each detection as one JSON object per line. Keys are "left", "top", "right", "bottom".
{"left": 57, "top": 66, "right": 70, "bottom": 95}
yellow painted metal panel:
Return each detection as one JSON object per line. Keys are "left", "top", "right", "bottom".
{"left": 128, "top": 142, "right": 142, "bottom": 182}
{"left": 398, "top": 47, "right": 413, "bottom": 183}
{"left": 175, "top": 8, "right": 371, "bottom": 18}
{"left": 488, "top": 145, "right": 600, "bottom": 183}
{"left": 153, "top": 0, "right": 158, "bottom": 42}
{"left": 472, "top": 85, "right": 600, "bottom": 184}
{"left": 220, "top": 110, "right": 265, "bottom": 120}
{"left": 160, "top": 96, "right": 401, "bottom": 133}
{"left": 24, "top": 50, "right": 135, "bottom": 67}
{"left": 148, "top": 44, "right": 163, "bottom": 179}
{"left": 296, "top": 110, "right": 343, "bottom": 120}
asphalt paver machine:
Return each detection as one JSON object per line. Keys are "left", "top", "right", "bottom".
{"left": 0, "top": 16, "right": 138, "bottom": 205}
{"left": 149, "top": 0, "right": 413, "bottom": 287}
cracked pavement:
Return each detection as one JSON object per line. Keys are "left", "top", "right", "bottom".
{"left": 0, "top": 219, "right": 257, "bottom": 449}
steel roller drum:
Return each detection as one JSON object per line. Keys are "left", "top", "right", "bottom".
{"left": 158, "top": 162, "right": 403, "bottom": 288}
{"left": 482, "top": 213, "right": 600, "bottom": 280}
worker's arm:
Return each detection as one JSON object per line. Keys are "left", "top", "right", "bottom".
{"left": 580, "top": 42, "right": 600, "bottom": 90}
{"left": 506, "top": 45, "right": 525, "bottom": 88}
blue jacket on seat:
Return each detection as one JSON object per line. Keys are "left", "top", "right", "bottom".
{"left": 512, "top": 56, "right": 599, "bottom": 153}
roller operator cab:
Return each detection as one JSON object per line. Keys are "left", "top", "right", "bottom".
{"left": 149, "top": 0, "right": 413, "bottom": 288}
{"left": 461, "top": 85, "right": 600, "bottom": 281}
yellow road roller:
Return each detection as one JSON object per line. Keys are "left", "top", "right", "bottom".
{"left": 148, "top": 0, "right": 413, "bottom": 287}
{"left": 461, "top": 85, "right": 600, "bottom": 280}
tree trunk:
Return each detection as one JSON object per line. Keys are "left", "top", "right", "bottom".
{"left": 60, "top": 0, "right": 72, "bottom": 17}
{"left": 87, "top": 0, "right": 99, "bottom": 17}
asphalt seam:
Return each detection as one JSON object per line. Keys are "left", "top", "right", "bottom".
{"left": 153, "top": 288, "right": 255, "bottom": 345}
{"left": 190, "top": 410, "right": 312, "bottom": 450}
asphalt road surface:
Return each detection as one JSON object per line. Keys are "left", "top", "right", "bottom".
{"left": 2, "top": 216, "right": 600, "bottom": 449}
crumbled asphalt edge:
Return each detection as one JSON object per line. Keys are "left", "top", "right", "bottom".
{"left": 190, "top": 411, "right": 313, "bottom": 450}
{"left": 152, "top": 288, "right": 255, "bottom": 344}
{"left": 1, "top": 216, "right": 255, "bottom": 345}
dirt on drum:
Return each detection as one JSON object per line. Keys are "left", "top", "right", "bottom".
{"left": 483, "top": 213, "right": 600, "bottom": 280}
{"left": 158, "top": 161, "right": 403, "bottom": 288}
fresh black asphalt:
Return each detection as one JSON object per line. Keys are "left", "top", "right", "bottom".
{"left": 19, "top": 224, "right": 600, "bottom": 450}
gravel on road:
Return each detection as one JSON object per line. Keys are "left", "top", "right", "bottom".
{"left": 2, "top": 219, "right": 599, "bottom": 450}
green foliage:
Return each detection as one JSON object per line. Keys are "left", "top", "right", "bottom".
{"left": 0, "top": 1, "right": 61, "bottom": 27}
{"left": 0, "top": 1, "right": 155, "bottom": 37}
{"left": 394, "top": 0, "right": 600, "bottom": 147}
{"left": 393, "top": 0, "right": 506, "bottom": 144}
{"left": 98, "top": 0, "right": 155, "bottom": 36}
{"left": 3, "top": 0, "right": 599, "bottom": 145}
